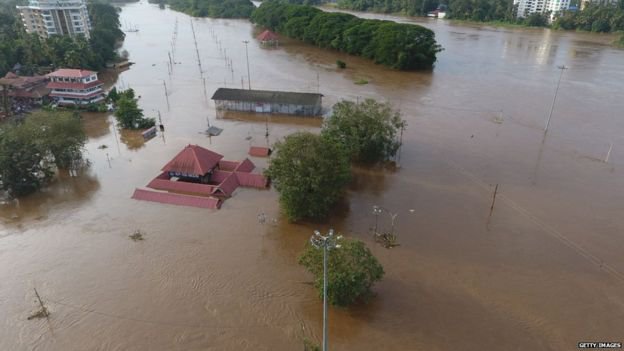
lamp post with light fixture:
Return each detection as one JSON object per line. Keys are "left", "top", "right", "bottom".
{"left": 309, "top": 229, "right": 342, "bottom": 351}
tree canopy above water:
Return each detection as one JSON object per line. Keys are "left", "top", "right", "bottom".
{"left": 152, "top": 0, "right": 255, "bottom": 18}
{"left": 251, "top": 1, "right": 442, "bottom": 70}
{"left": 0, "top": 111, "right": 87, "bottom": 198}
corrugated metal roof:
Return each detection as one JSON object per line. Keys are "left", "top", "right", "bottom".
{"left": 132, "top": 189, "right": 221, "bottom": 209}
{"left": 211, "top": 88, "right": 322, "bottom": 106}
{"left": 162, "top": 144, "right": 223, "bottom": 176}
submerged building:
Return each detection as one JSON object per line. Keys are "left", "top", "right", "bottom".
{"left": 132, "top": 145, "right": 269, "bottom": 209}
{"left": 212, "top": 88, "right": 323, "bottom": 117}
{"left": 46, "top": 69, "right": 105, "bottom": 106}
{"left": 17, "top": 0, "right": 92, "bottom": 39}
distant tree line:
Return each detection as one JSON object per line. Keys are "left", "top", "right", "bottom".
{"left": 149, "top": 0, "right": 255, "bottom": 18}
{"left": 337, "top": 0, "right": 440, "bottom": 16}
{"left": 0, "top": 1, "right": 124, "bottom": 76}
{"left": 553, "top": 4, "right": 624, "bottom": 32}
{"left": 336, "top": 0, "right": 624, "bottom": 31}
{"left": 251, "top": 1, "right": 442, "bottom": 70}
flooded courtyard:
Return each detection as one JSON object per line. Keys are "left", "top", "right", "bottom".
{"left": 1, "top": 1, "right": 624, "bottom": 350}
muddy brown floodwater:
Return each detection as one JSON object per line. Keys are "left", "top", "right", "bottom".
{"left": 2, "top": 1, "right": 624, "bottom": 350}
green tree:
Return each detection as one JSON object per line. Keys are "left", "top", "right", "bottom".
{"left": 157, "top": 0, "right": 255, "bottom": 18}
{"left": 265, "top": 132, "right": 351, "bottom": 221}
{"left": 0, "top": 110, "right": 86, "bottom": 197}
{"left": 0, "top": 123, "right": 50, "bottom": 197}
{"left": 250, "top": 2, "right": 442, "bottom": 70}
{"left": 322, "top": 99, "right": 406, "bottom": 163}
{"left": 23, "top": 111, "right": 87, "bottom": 169}
{"left": 298, "top": 238, "right": 385, "bottom": 306}
{"left": 114, "top": 92, "right": 154, "bottom": 129}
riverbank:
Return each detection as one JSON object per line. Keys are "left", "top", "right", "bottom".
{"left": 321, "top": 4, "right": 624, "bottom": 47}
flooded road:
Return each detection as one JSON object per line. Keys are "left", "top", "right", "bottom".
{"left": 2, "top": 1, "right": 624, "bottom": 350}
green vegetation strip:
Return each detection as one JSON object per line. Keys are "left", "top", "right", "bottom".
{"left": 251, "top": 2, "right": 442, "bottom": 70}
{"left": 148, "top": 0, "right": 254, "bottom": 18}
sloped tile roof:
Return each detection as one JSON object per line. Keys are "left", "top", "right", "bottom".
{"left": 132, "top": 189, "right": 221, "bottom": 209}
{"left": 162, "top": 144, "right": 223, "bottom": 176}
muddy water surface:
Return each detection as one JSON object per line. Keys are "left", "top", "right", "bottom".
{"left": 1, "top": 2, "right": 624, "bottom": 350}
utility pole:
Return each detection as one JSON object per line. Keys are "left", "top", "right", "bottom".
{"left": 310, "top": 229, "right": 342, "bottom": 351}
{"left": 162, "top": 80, "right": 170, "bottom": 111}
{"left": 243, "top": 40, "right": 251, "bottom": 90}
{"left": 1, "top": 83, "right": 10, "bottom": 118}
{"left": 545, "top": 65, "right": 567, "bottom": 133}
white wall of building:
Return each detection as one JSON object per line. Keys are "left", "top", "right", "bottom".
{"left": 17, "top": 0, "right": 91, "bottom": 39}
{"left": 514, "top": 0, "right": 571, "bottom": 21}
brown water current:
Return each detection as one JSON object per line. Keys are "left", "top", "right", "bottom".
{"left": 1, "top": 1, "right": 624, "bottom": 350}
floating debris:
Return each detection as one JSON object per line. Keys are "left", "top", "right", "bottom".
{"left": 27, "top": 288, "right": 49, "bottom": 320}
{"left": 98, "top": 144, "right": 108, "bottom": 149}
{"left": 206, "top": 126, "right": 223, "bottom": 136}
{"left": 129, "top": 229, "right": 145, "bottom": 241}
{"left": 374, "top": 232, "right": 399, "bottom": 249}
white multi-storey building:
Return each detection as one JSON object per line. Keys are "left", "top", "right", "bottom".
{"left": 514, "top": 0, "right": 571, "bottom": 21}
{"left": 46, "top": 69, "right": 105, "bottom": 106}
{"left": 17, "top": 0, "right": 91, "bottom": 39}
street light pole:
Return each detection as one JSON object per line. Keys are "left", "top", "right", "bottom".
{"left": 243, "top": 40, "right": 251, "bottom": 90}
{"left": 310, "top": 229, "right": 342, "bottom": 351}
{"left": 545, "top": 65, "right": 567, "bottom": 133}
{"left": 322, "top": 243, "right": 328, "bottom": 351}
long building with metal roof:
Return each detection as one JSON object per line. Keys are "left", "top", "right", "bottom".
{"left": 211, "top": 88, "right": 322, "bottom": 116}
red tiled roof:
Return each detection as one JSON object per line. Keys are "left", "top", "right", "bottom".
{"left": 50, "top": 91, "right": 105, "bottom": 99}
{"left": 9, "top": 86, "right": 50, "bottom": 98}
{"left": 47, "top": 80, "right": 103, "bottom": 90}
{"left": 132, "top": 188, "right": 221, "bottom": 209}
{"left": 212, "top": 170, "right": 232, "bottom": 183}
{"left": 215, "top": 173, "right": 239, "bottom": 197}
{"left": 235, "top": 173, "right": 268, "bottom": 188}
{"left": 47, "top": 69, "right": 96, "bottom": 78}
{"left": 235, "top": 158, "right": 255, "bottom": 173}
{"left": 147, "top": 177, "right": 217, "bottom": 196}
{"left": 218, "top": 160, "right": 239, "bottom": 172}
{"left": 0, "top": 74, "right": 47, "bottom": 89}
{"left": 162, "top": 145, "right": 224, "bottom": 176}
{"left": 249, "top": 146, "right": 271, "bottom": 158}
{"left": 257, "top": 30, "right": 278, "bottom": 41}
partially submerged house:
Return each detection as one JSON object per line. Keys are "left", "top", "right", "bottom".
{"left": 0, "top": 72, "right": 50, "bottom": 105}
{"left": 256, "top": 30, "right": 279, "bottom": 46}
{"left": 132, "top": 144, "right": 269, "bottom": 209}
{"left": 46, "top": 68, "right": 105, "bottom": 106}
{"left": 211, "top": 88, "right": 322, "bottom": 117}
